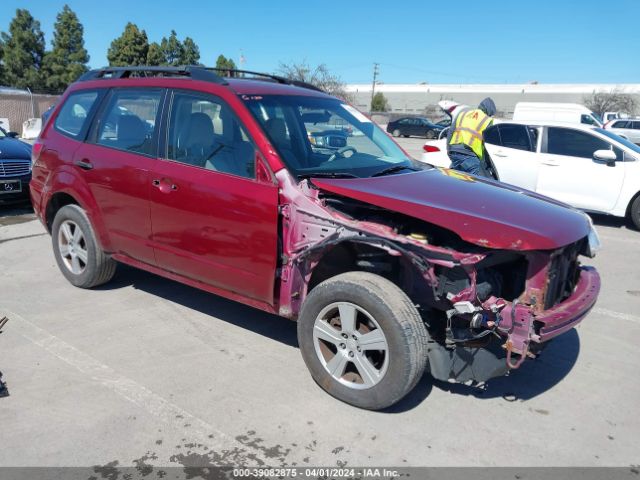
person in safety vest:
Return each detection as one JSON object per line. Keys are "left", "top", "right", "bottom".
{"left": 446, "top": 97, "right": 496, "bottom": 177}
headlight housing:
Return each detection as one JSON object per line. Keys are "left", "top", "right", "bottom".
{"left": 585, "top": 214, "right": 601, "bottom": 258}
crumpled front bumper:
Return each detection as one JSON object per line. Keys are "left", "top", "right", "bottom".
{"left": 501, "top": 266, "right": 600, "bottom": 368}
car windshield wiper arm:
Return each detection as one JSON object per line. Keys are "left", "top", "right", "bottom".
{"left": 370, "top": 165, "right": 419, "bottom": 177}
{"left": 297, "top": 172, "right": 359, "bottom": 179}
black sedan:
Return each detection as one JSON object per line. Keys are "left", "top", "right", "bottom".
{"left": 0, "top": 127, "right": 33, "bottom": 205}
{"left": 386, "top": 117, "right": 445, "bottom": 139}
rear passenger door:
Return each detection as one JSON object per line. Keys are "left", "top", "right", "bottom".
{"left": 75, "top": 88, "right": 165, "bottom": 265}
{"left": 483, "top": 123, "right": 541, "bottom": 191}
{"left": 148, "top": 89, "right": 279, "bottom": 303}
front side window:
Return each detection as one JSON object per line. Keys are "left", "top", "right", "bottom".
{"left": 243, "top": 95, "right": 414, "bottom": 178}
{"left": 547, "top": 128, "right": 612, "bottom": 159}
{"left": 54, "top": 90, "right": 100, "bottom": 138}
{"left": 498, "top": 124, "right": 533, "bottom": 151}
{"left": 613, "top": 120, "right": 630, "bottom": 129}
{"left": 581, "top": 114, "right": 598, "bottom": 126}
{"left": 93, "top": 89, "right": 163, "bottom": 156}
{"left": 166, "top": 92, "right": 255, "bottom": 179}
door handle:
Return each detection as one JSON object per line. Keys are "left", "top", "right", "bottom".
{"left": 75, "top": 159, "right": 93, "bottom": 170}
{"left": 541, "top": 160, "right": 559, "bottom": 166}
{"left": 494, "top": 150, "right": 507, "bottom": 157}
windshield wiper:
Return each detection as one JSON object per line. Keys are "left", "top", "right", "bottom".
{"left": 370, "top": 165, "right": 419, "bottom": 177}
{"left": 297, "top": 172, "right": 359, "bottom": 180}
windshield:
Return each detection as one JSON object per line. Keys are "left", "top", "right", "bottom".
{"left": 0, "top": 127, "right": 6, "bottom": 138}
{"left": 598, "top": 128, "right": 640, "bottom": 156}
{"left": 242, "top": 95, "right": 414, "bottom": 178}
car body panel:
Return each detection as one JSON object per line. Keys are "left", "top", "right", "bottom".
{"left": 0, "top": 128, "right": 33, "bottom": 203}
{"left": 312, "top": 168, "right": 590, "bottom": 250}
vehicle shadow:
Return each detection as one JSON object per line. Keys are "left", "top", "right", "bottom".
{"left": 588, "top": 212, "right": 630, "bottom": 230}
{"left": 430, "top": 328, "right": 581, "bottom": 402}
{"left": 98, "top": 264, "right": 298, "bottom": 348}
{"left": 99, "top": 264, "right": 580, "bottom": 412}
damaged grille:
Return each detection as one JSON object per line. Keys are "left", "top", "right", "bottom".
{"left": 544, "top": 240, "right": 583, "bottom": 309}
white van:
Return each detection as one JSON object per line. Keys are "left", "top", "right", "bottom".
{"left": 513, "top": 102, "right": 603, "bottom": 127}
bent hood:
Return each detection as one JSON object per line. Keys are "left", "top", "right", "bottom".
{"left": 313, "top": 168, "right": 590, "bottom": 251}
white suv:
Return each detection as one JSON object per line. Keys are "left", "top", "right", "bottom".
{"left": 421, "top": 121, "right": 640, "bottom": 229}
{"left": 605, "top": 119, "right": 640, "bottom": 145}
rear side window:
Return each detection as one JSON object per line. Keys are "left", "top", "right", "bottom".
{"left": 92, "top": 89, "right": 163, "bottom": 156}
{"left": 54, "top": 90, "right": 101, "bottom": 138}
{"left": 546, "top": 128, "right": 611, "bottom": 158}
{"left": 633, "top": 121, "right": 640, "bottom": 130}
{"left": 498, "top": 124, "right": 533, "bottom": 151}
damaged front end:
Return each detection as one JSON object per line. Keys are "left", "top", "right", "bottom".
{"left": 275, "top": 170, "right": 600, "bottom": 385}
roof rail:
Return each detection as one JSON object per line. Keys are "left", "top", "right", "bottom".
{"left": 77, "top": 66, "right": 228, "bottom": 85}
{"left": 206, "top": 68, "right": 324, "bottom": 93}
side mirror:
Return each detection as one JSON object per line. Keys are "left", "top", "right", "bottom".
{"left": 7, "top": 131, "right": 19, "bottom": 138}
{"left": 593, "top": 149, "right": 617, "bottom": 167}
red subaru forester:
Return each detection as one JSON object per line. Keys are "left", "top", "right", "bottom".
{"left": 31, "top": 66, "right": 600, "bottom": 409}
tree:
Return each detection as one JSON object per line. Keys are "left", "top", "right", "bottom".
{"left": 181, "top": 37, "right": 200, "bottom": 65}
{"left": 371, "top": 92, "right": 389, "bottom": 112}
{"left": 159, "top": 30, "right": 183, "bottom": 66}
{"left": 146, "top": 42, "right": 164, "bottom": 66}
{"left": 584, "top": 88, "right": 637, "bottom": 117}
{"left": 215, "top": 54, "right": 236, "bottom": 71}
{"left": 0, "top": 9, "right": 46, "bottom": 91}
{"left": 107, "top": 22, "right": 149, "bottom": 66}
{"left": 277, "top": 61, "right": 351, "bottom": 101}
{"left": 42, "top": 5, "right": 89, "bottom": 93}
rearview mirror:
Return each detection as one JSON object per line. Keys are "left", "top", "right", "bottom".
{"left": 593, "top": 149, "right": 617, "bottom": 166}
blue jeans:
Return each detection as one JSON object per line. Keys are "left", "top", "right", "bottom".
{"left": 449, "top": 151, "right": 482, "bottom": 176}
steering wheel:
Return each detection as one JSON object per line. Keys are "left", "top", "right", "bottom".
{"left": 327, "top": 146, "right": 357, "bottom": 162}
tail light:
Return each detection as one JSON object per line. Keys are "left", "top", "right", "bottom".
{"left": 32, "top": 141, "right": 44, "bottom": 167}
{"left": 423, "top": 144, "right": 441, "bottom": 153}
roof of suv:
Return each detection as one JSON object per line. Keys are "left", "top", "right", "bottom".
{"left": 76, "top": 66, "right": 333, "bottom": 99}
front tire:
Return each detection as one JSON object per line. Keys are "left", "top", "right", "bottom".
{"left": 425, "top": 129, "right": 436, "bottom": 139}
{"left": 298, "top": 272, "right": 428, "bottom": 410}
{"left": 630, "top": 195, "right": 640, "bottom": 230}
{"left": 392, "top": 129, "right": 401, "bottom": 137}
{"left": 51, "top": 204, "right": 116, "bottom": 288}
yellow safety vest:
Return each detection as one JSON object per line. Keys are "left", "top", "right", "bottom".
{"left": 449, "top": 108, "right": 493, "bottom": 159}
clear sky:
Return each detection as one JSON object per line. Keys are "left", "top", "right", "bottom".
{"left": 2, "top": 0, "right": 639, "bottom": 84}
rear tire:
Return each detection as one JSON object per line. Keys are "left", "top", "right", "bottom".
{"left": 298, "top": 272, "right": 429, "bottom": 410}
{"left": 392, "top": 129, "right": 401, "bottom": 137}
{"left": 425, "top": 130, "right": 435, "bottom": 139}
{"left": 51, "top": 204, "right": 116, "bottom": 288}
{"left": 630, "top": 195, "right": 640, "bottom": 230}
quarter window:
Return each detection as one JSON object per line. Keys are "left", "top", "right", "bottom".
{"left": 54, "top": 90, "right": 101, "bottom": 138}
{"left": 93, "top": 89, "right": 163, "bottom": 156}
{"left": 167, "top": 92, "right": 255, "bottom": 179}
{"left": 547, "top": 128, "right": 612, "bottom": 158}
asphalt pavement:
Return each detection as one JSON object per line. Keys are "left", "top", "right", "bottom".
{"left": 0, "top": 139, "right": 639, "bottom": 468}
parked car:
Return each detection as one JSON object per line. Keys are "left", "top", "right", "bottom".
{"left": 31, "top": 66, "right": 600, "bottom": 410}
{"left": 604, "top": 118, "right": 640, "bottom": 145}
{"left": 421, "top": 120, "right": 640, "bottom": 229}
{"left": 513, "top": 102, "right": 603, "bottom": 127}
{"left": 0, "top": 126, "right": 33, "bottom": 205}
{"left": 386, "top": 116, "right": 445, "bottom": 139}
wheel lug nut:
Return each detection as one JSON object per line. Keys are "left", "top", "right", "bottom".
{"left": 348, "top": 351, "right": 354, "bottom": 358}
{"left": 357, "top": 346, "right": 361, "bottom": 352}
{"left": 340, "top": 343, "right": 346, "bottom": 349}
{"left": 341, "top": 333, "right": 348, "bottom": 339}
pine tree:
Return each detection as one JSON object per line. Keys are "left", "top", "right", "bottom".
{"left": 107, "top": 23, "right": 149, "bottom": 66}
{"left": 180, "top": 37, "right": 200, "bottom": 65}
{"left": 147, "top": 42, "right": 164, "bottom": 66}
{"left": 42, "top": 5, "right": 89, "bottom": 93}
{"left": 0, "top": 9, "right": 46, "bottom": 91}
{"left": 215, "top": 54, "right": 236, "bottom": 71}
{"left": 159, "top": 30, "right": 183, "bottom": 66}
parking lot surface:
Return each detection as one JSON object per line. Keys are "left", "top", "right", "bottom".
{"left": 1, "top": 138, "right": 639, "bottom": 468}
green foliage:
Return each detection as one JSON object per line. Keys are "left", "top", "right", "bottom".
{"left": 181, "top": 37, "right": 200, "bottom": 65}
{"left": 159, "top": 30, "right": 183, "bottom": 66}
{"left": 107, "top": 22, "right": 149, "bottom": 66}
{"left": 146, "top": 42, "right": 164, "bottom": 66}
{"left": 371, "top": 92, "right": 389, "bottom": 112}
{"left": 0, "top": 9, "right": 46, "bottom": 91}
{"left": 42, "top": 5, "right": 89, "bottom": 93}
{"left": 215, "top": 54, "right": 237, "bottom": 71}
